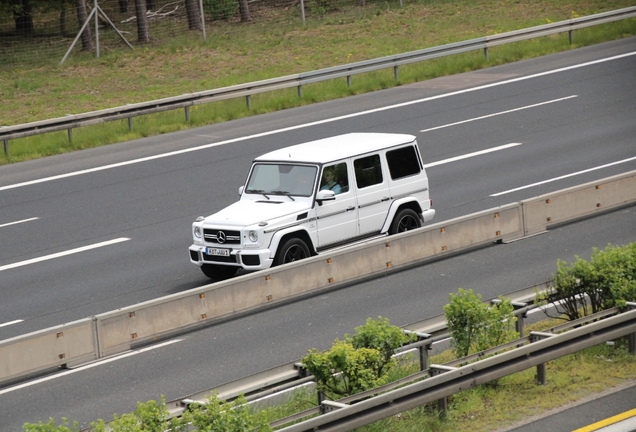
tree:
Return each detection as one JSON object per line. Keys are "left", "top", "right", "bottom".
{"left": 184, "top": 0, "right": 201, "bottom": 30}
{"left": 237, "top": 0, "right": 250, "bottom": 22}
{"left": 9, "top": 0, "right": 34, "bottom": 34}
{"left": 133, "top": 0, "right": 150, "bottom": 43}
{"left": 75, "top": 0, "right": 94, "bottom": 51}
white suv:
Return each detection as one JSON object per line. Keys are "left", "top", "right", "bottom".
{"left": 189, "top": 133, "right": 435, "bottom": 280}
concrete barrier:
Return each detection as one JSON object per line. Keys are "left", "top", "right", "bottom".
{"left": 522, "top": 170, "right": 636, "bottom": 236}
{"left": 1, "top": 170, "right": 635, "bottom": 385}
{"left": 0, "top": 318, "right": 97, "bottom": 383}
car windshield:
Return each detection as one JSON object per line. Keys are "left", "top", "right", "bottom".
{"left": 245, "top": 163, "right": 318, "bottom": 197}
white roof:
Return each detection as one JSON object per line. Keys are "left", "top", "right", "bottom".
{"left": 254, "top": 133, "right": 417, "bottom": 164}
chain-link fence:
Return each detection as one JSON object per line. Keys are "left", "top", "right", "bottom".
{"left": 1, "top": 0, "right": 363, "bottom": 66}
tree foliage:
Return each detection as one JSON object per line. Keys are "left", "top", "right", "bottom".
{"left": 444, "top": 288, "right": 518, "bottom": 358}
{"left": 301, "top": 317, "right": 413, "bottom": 398}
{"left": 538, "top": 242, "right": 636, "bottom": 320}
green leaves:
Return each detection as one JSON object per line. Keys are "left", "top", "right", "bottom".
{"left": 539, "top": 242, "right": 636, "bottom": 320}
{"left": 301, "top": 317, "right": 411, "bottom": 398}
{"left": 444, "top": 288, "right": 518, "bottom": 358}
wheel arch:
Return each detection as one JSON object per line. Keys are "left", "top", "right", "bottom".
{"left": 381, "top": 199, "right": 423, "bottom": 233}
{"left": 269, "top": 227, "right": 317, "bottom": 259}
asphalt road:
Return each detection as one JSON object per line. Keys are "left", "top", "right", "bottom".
{"left": 0, "top": 37, "right": 635, "bottom": 430}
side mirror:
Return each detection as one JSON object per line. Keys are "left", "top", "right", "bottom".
{"left": 316, "top": 189, "right": 336, "bottom": 206}
{"left": 238, "top": 186, "right": 244, "bottom": 196}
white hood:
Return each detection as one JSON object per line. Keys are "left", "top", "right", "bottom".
{"left": 204, "top": 199, "right": 311, "bottom": 227}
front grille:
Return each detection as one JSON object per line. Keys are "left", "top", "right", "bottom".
{"left": 203, "top": 253, "right": 237, "bottom": 263}
{"left": 203, "top": 229, "right": 241, "bottom": 245}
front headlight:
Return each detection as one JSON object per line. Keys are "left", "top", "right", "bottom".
{"left": 194, "top": 227, "right": 202, "bottom": 238}
{"left": 248, "top": 230, "right": 258, "bottom": 242}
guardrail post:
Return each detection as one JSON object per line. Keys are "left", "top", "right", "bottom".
{"left": 346, "top": 75, "right": 351, "bottom": 87}
{"left": 297, "top": 85, "right": 302, "bottom": 98}
{"left": 429, "top": 365, "right": 456, "bottom": 417}
{"left": 569, "top": 30, "right": 573, "bottom": 44}
{"left": 185, "top": 106, "right": 190, "bottom": 123}
{"left": 246, "top": 95, "right": 251, "bottom": 109}
{"left": 3, "top": 140, "right": 8, "bottom": 157}
{"left": 626, "top": 302, "right": 636, "bottom": 354}
{"left": 67, "top": 128, "right": 73, "bottom": 144}
{"left": 393, "top": 65, "right": 398, "bottom": 81}
{"left": 484, "top": 46, "right": 489, "bottom": 60}
{"left": 127, "top": 117, "right": 133, "bottom": 131}
{"left": 530, "top": 331, "right": 554, "bottom": 385}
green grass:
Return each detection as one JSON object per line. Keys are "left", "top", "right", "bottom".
{"left": 1, "top": 0, "right": 635, "bottom": 166}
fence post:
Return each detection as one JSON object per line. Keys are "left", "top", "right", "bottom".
{"left": 530, "top": 332, "right": 553, "bottom": 385}
{"left": 429, "top": 365, "right": 456, "bottom": 417}
{"left": 627, "top": 302, "right": 636, "bottom": 354}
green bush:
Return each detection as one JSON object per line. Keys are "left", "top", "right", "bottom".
{"left": 538, "top": 243, "right": 636, "bottom": 320}
{"left": 203, "top": 0, "right": 238, "bottom": 21}
{"left": 444, "top": 288, "right": 518, "bottom": 358}
{"left": 301, "top": 317, "right": 413, "bottom": 398}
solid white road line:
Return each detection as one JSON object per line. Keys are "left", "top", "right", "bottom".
{"left": 0, "top": 339, "right": 183, "bottom": 396}
{"left": 419, "top": 95, "right": 578, "bottom": 133}
{"left": 424, "top": 143, "right": 522, "bottom": 168}
{"left": 0, "top": 237, "right": 130, "bottom": 272}
{"left": 0, "top": 319, "right": 24, "bottom": 328}
{"left": 490, "top": 156, "right": 636, "bottom": 197}
{"left": 0, "top": 217, "right": 39, "bottom": 228}
{"left": 0, "top": 52, "right": 634, "bottom": 193}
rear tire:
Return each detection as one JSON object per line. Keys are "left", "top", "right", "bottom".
{"left": 274, "top": 238, "right": 310, "bottom": 266}
{"left": 389, "top": 208, "right": 422, "bottom": 234}
{"left": 200, "top": 264, "right": 238, "bottom": 280}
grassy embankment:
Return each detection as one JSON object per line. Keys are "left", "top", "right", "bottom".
{"left": 1, "top": 0, "right": 636, "bottom": 164}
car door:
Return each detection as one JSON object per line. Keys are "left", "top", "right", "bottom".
{"left": 353, "top": 153, "right": 391, "bottom": 235}
{"left": 315, "top": 161, "right": 358, "bottom": 248}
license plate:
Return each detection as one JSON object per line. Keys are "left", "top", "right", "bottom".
{"left": 206, "top": 247, "right": 230, "bottom": 257}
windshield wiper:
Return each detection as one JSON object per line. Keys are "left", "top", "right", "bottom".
{"left": 271, "top": 191, "right": 295, "bottom": 201}
{"left": 248, "top": 189, "right": 270, "bottom": 200}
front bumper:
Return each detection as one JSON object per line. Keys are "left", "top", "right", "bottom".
{"left": 189, "top": 245, "right": 275, "bottom": 271}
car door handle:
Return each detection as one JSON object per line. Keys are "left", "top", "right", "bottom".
{"left": 346, "top": 206, "right": 355, "bottom": 211}
{"left": 381, "top": 197, "right": 390, "bottom": 202}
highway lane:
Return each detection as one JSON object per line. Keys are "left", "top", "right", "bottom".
{"left": 1, "top": 203, "right": 634, "bottom": 430}
{"left": 1, "top": 38, "right": 635, "bottom": 342}
{"left": 0, "top": 37, "right": 635, "bottom": 428}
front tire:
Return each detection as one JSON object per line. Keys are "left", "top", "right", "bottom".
{"left": 389, "top": 208, "right": 422, "bottom": 234}
{"left": 274, "top": 238, "right": 310, "bottom": 266}
{"left": 200, "top": 264, "right": 238, "bottom": 280}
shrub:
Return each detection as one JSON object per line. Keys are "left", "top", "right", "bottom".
{"left": 444, "top": 288, "right": 518, "bottom": 358}
{"left": 301, "top": 317, "right": 413, "bottom": 398}
{"left": 538, "top": 243, "right": 636, "bottom": 320}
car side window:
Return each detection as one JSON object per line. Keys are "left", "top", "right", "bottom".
{"left": 386, "top": 145, "right": 422, "bottom": 180}
{"left": 354, "top": 154, "right": 383, "bottom": 189}
{"left": 320, "top": 162, "right": 349, "bottom": 194}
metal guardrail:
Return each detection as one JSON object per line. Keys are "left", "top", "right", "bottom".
{"left": 274, "top": 303, "right": 636, "bottom": 432}
{"left": 2, "top": 6, "right": 635, "bottom": 155}
{"left": 162, "top": 280, "right": 552, "bottom": 418}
